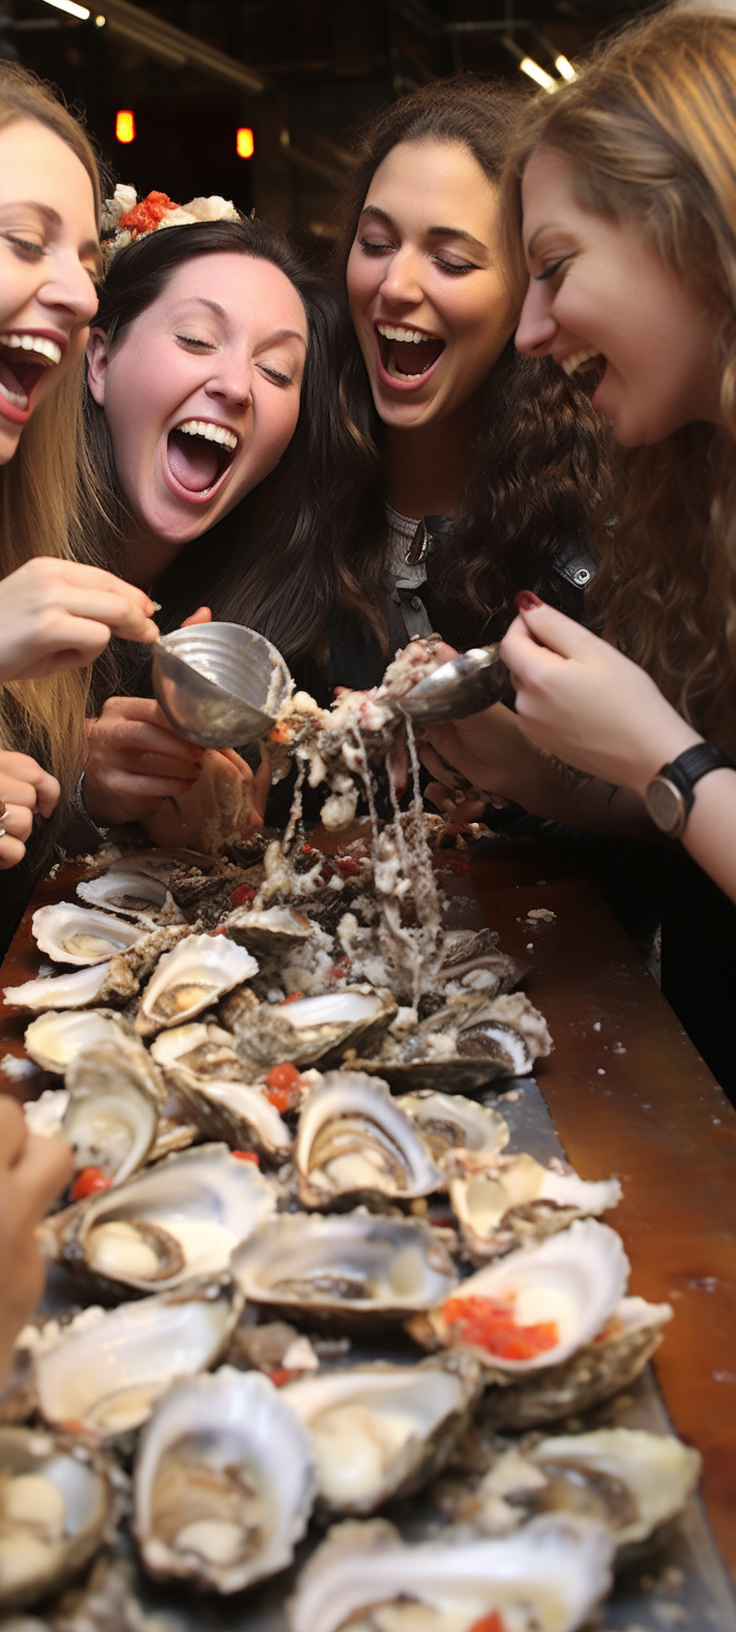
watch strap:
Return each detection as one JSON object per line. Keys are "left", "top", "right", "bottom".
{"left": 657, "top": 742, "right": 736, "bottom": 801}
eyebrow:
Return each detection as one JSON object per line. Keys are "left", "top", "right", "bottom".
{"left": 1, "top": 199, "right": 102, "bottom": 278}
{"left": 174, "top": 297, "right": 307, "bottom": 346}
{"left": 360, "top": 204, "right": 487, "bottom": 255}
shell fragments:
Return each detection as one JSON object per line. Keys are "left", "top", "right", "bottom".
{"left": 284, "top": 1352, "right": 482, "bottom": 1514}
{"left": 47, "top": 1143, "right": 277, "bottom": 1296}
{"left": 135, "top": 934, "right": 257, "bottom": 1035}
{"left": 34, "top": 1279, "right": 242, "bottom": 1440}
{"left": 0, "top": 1426, "right": 115, "bottom": 1613}
{"left": 294, "top": 1072, "right": 444, "bottom": 1209}
{"left": 31, "top": 903, "right": 145, "bottom": 966}
{"left": 287, "top": 1512, "right": 615, "bottom": 1632}
{"left": 232, "top": 1211, "right": 458, "bottom": 1326}
{"left": 133, "top": 1368, "right": 316, "bottom": 1592}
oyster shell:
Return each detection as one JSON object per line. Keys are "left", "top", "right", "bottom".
{"left": 233, "top": 987, "right": 397, "bottom": 1072}
{"left": 135, "top": 934, "right": 257, "bottom": 1036}
{"left": 77, "top": 868, "right": 184, "bottom": 923}
{"left": 46, "top": 1143, "right": 277, "bottom": 1297}
{"left": 409, "top": 1219, "right": 629, "bottom": 1374}
{"left": 294, "top": 1072, "right": 444, "bottom": 1209}
{"left": 62, "top": 1035, "right": 166, "bottom": 1185}
{"left": 34, "top": 1279, "right": 242, "bottom": 1440}
{"left": 447, "top": 1152, "right": 621, "bottom": 1261}
{"left": 0, "top": 1426, "right": 115, "bottom": 1613}
{"left": 23, "top": 1009, "right": 128, "bottom": 1075}
{"left": 167, "top": 1066, "right": 292, "bottom": 1162}
{"left": 221, "top": 903, "right": 314, "bottom": 957}
{"left": 287, "top": 1512, "right": 614, "bottom": 1632}
{"left": 133, "top": 1367, "right": 315, "bottom": 1592}
{"left": 31, "top": 903, "right": 145, "bottom": 966}
{"left": 396, "top": 1090, "right": 509, "bottom": 1163}
{"left": 232, "top": 1212, "right": 458, "bottom": 1326}
{"left": 284, "top": 1352, "right": 482, "bottom": 1514}
{"left": 357, "top": 993, "right": 552, "bottom": 1093}
{"left": 3, "top": 963, "right": 113, "bottom": 1013}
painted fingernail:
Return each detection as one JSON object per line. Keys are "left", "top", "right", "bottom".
{"left": 515, "top": 590, "right": 543, "bottom": 612}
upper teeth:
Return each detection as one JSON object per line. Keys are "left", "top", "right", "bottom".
{"left": 377, "top": 325, "right": 437, "bottom": 344}
{"left": 561, "top": 348, "right": 599, "bottom": 377}
{"left": 176, "top": 420, "right": 237, "bottom": 450}
{"left": 0, "top": 333, "right": 62, "bottom": 366}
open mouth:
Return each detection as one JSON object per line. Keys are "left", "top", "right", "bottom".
{"left": 376, "top": 324, "right": 445, "bottom": 382}
{"left": 561, "top": 347, "right": 606, "bottom": 400}
{"left": 166, "top": 419, "right": 238, "bottom": 496}
{"left": 0, "top": 332, "right": 62, "bottom": 415}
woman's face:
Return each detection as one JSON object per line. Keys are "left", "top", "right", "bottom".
{"left": 87, "top": 252, "right": 308, "bottom": 545}
{"left": 346, "top": 137, "right": 515, "bottom": 435}
{"left": 515, "top": 145, "right": 723, "bottom": 447}
{"left": 0, "top": 118, "right": 99, "bottom": 464}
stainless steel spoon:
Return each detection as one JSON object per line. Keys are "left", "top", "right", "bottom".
{"left": 151, "top": 622, "right": 293, "bottom": 751}
{"left": 396, "top": 644, "right": 507, "bottom": 723}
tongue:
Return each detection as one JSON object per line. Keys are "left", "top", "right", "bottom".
{"left": 0, "top": 354, "right": 27, "bottom": 406}
{"left": 167, "top": 430, "right": 220, "bottom": 493}
{"left": 391, "top": 338, "right": 443, "bottom": 377}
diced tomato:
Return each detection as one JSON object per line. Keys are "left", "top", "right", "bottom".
{"left": 467, "top": 1614, "right": 506, "bottom": 1632}
{"left": 319, "top": 863, "right": 333, "bottom": 883}
{"left": 265, "top": 1086, "right": 291, "bottom": 1113}
{"left": 327, "top": 955, "right": 351, "bottom": 981}
{"left": 433, "top": 853, "right": 470, "bottom": 876}
{"left": 441, "top": 1294, "right": 558, "bottom": 1359}
{"left": 267, "top": 1062, "right": 302, "bottom": 1090}
{"left": 229, "top": 882, "right": 256, "bottom": 907}
{"left": 119, "top": 191, "right": 176, "bottom": 235}
{"left": 278, "top": 991, "right": 304, "bottom": 1005}
{"left": 301, "top": 842, "right": 314, "bottom": 855}
{"left": 267, "top": 1366, "right": 297, "bottom": 1387}
{"left": 336, "top": 856, "right": 360, "bottom": 876}
{"left": 268, "top": 723, "right": 291, "bottom": 744}
{"left": 71, "top": 1166, "right": 111, "bottom": 1200}
{"left": 210, "top": 925, "right": 228, "bottom": 936}
{"left": 232, "top": 1150, "right": 260, "bottom": 1166}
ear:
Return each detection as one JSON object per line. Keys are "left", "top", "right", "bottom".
{"left": 86, "top": 327, "right": 110, "bottom": 406}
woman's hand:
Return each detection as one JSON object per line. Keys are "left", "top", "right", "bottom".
{"left": 0, "top": 559, "right": 160, "bottom": 684}
{"left": 500, "top": 598, "right": 699, "bottom": 795}
{"left": 0, "top": 751, "right": 60, "bottom": 869}
{"left": 0, "top": 1097, "right": 72, "bottom": 1382}
{"left": 82, "top": 698, "right": 205, "bottom": 824}
{"left": 142, "top": 747, "right": 271, "bottom": 853}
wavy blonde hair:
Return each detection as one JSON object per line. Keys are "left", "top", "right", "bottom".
{"left": 500, "top": 4, "right": 736, "bottom": 750}
{"left": 0, "top": 63, "right": 104, "bottom": 811}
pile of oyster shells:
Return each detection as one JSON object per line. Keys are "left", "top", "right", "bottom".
{"left": 0, "top": 828, "right": 701, "bottom": 1632}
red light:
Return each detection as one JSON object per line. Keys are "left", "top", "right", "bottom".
{"left": 116, "top": 110, "right": 136, "bottom": 144}
{"left": 236, "top": 126, "right": 254, "bottom": 159}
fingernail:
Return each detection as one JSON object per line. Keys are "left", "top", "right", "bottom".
{"left": 515, "top": 590, "right": 542, "bottom": 612}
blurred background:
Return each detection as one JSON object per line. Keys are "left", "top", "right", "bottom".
{"left": 0, "top": 0, "right": 681, "bottom": 260}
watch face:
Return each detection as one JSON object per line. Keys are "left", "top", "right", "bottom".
{"left": 647, "top": 776, "right": 685, "bottom": 835}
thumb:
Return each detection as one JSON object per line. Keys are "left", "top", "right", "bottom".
{"left": 181, "top": 606, "right": 213, "bottom": 628}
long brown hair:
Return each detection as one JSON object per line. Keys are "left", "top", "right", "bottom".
{"left": 331, "top": 75, "right": 615, "bottom": 653}
{"left": 501, "top": 6, "right": 736, "bottom": 749}
{"left": 0, "top": 62, "right": 105, "bottom": 813}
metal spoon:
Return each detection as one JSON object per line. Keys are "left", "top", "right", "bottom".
{"left": 151, "top": 622, "right": 293, "bottom": 750}
{"left": 396, "top": 644, "right": 507, "bottom": 723}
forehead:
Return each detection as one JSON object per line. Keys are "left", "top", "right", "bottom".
{"left": 364, "top": 137, "right": 498, "bottom": 231}
{"left": 155, "top": 251, "right": 308, "bottom": 336}
{"left": 521, "top": 146, "right": 590, "bottom": 237}
{"left": 0, "top": 117, "right": 96, "bottom": 220}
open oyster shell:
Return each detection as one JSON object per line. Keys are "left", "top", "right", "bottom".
{"left": 45, "top": 1143, "right": 277, "bottom": 1297}
{"left": 34, "top": 1278, "right": 242, "bottom": 1440}
{"left": 231, "top": 1211, "right": 459, "bottom": 1327}
{"left": 133, "top": 1367, "right": 316, "bottom": 1592}
{"left": 23, "top": 1009, "right": 129, "bottom": 1075}
{"left": 221, "top": 903, "right": 314, "bottom": 957}
{"left": 77, "top": 868, "right": 184, "bottom": 924}
{"left": 31, "top": 903, "right": 145, "bottom": 966}
{"left": 356, "top": 992, "right": 552, "bottom": 1093}
{"left": 135, "top": 934, "right": 257, "bottom": 1036}
{"left": 0, "top": 1426, "right": 116, "bottom": 1613}
{"left": 287, "top": 1512, "right": 614, "bottom": 1632}
{"left": 294, "top": 1072, "right": 444, "bottom": 1209}
{"left": 284, "top": 1351, "right": 482, "bottom": 1514}
{"left": 232, "top": 987, "right": 398, "bottom": 1072}
{"left": 3, "top": 963, "right": 114, "bottom": 1013}
{"left": 167, "top": 1065, "right": 292, "bottom": 1162}
{"left": 396, "top": 1090, "right": 509, "bottom": 1164}
{"left": 62, "top": 1035, "right": 167, "bottom": 1185}
{"left": 447, "top": 1152, "right": 621, "bottom": 1261}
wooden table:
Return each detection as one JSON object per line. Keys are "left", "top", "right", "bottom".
{"left": 1, "top": 839, "right": 735, "bottom": 1592}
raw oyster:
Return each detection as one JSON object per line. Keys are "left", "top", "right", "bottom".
{"left": 447, "top": 1152, "right": 621, "bottom": 1261}
{"left": 221, "top": 903, "right": 314, "bottom": 957}
{"left": 396, "top": 1090, "right": 509, "bottom": 1163}
{"left": 77, "top": 868, "right": 184, "bottom": 924}
{"left": 133, "top": 1367, "right": 315, "bottom": 1592}
{"left": 232, "top": 1212, "right": 458, "bottom": 1326}
{"left": 135, "top": 934, "right": 257, "bottom": 1036}
{"left": 449, "top": 1427, "right": 701, "bottom": 1549}
{"left": 437, "top": 927, "right": 522, "bottom": 998}
{"left": 34, "top": 1279, "right": 242, "bottom": 1440}
{"left": 294, "top": 1072, "right": 444, "bottom": 1209}
{"left": 0, "top": 1426, "right": 115, "bottom": 1613}
{"left": 23, "top": 1009, "right": 128, "bottom": 1075}
{"left": 31, "top": 903, "right": 145, "bottom": 965}
{"left": 409, "top": 1219, "right": 629, "bottom": 1373}
{"left": 46, "top": 1143, "right": 277, "bottom": 1297}
{"left": 166, "top": 1066, "right": 292, "bottom": 1162}
{"left": 357, "top": 993, "right": 552, "bottom": 1093}
{"left": 287, "top": 1512, "right": 614, "bottom": 1632}
{"left": 62, "top": 1035, "right": 166, "bottom": 1185}
{"left": 3, "top": 963, "right": 113, "bottom": 1013}
{"left": 232, "top": 987, "right": 397, "bottom": 1072}
{"left": 284, "top": 1352, "right": 482, "bottom": 1514}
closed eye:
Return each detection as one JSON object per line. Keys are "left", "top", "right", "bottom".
{"left": 175, "top": 333, "right": 214, "bottom": 351}
{"left": 3, "top": 234, "right": 45, "bottom": 259}
{"left": 258, "top": 364, "right": 292, "bottom": 386}
{"left": 359, "top": 236, "right": 397, "bottom": 256}
{"left": 533, "top": 254, "right": 573, "bottom": 282}
{"left": 433, "top": 255, "right": 478, "bottom": 276}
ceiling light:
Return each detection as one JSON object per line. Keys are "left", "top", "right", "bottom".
{"left": 519, "top": 56, "right": 556, "bottom": 90}
{"left": 555, "top": 53, "right": 577, "bottom": 80}
{"left": 37, "top": 0, "right": 90, "bottom": 18}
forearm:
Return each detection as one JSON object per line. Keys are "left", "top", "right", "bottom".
{"left": 486, "top": 738, "right": 654, "bottom": 838}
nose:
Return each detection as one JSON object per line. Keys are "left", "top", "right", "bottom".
{"left": 38, "top": 252, "right": 98, "bottom": 327}
{"left": 515, "top": 281, "right": 557, "bottom": 357}
{"left": 204, "top": 352, "right": 254, "bottom": 412}
{"left": 379, "top": 245, "right": 424, "bottom": 307}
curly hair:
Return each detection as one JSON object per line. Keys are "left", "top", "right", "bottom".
{"left": 331, "top": 75, "right": 616, "bottom": 653}
{"left": 500, "top": 5, "right": 736, "bottom": 750}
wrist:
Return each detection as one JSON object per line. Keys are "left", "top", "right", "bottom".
{"left": 630, "top": 724, "right": 702, "bottom": 802}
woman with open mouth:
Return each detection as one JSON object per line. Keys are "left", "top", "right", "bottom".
{"left": 421, "top": 5, "right": 736, "bottom": 1099}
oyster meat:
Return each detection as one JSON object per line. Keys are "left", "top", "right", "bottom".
{"left": 358, "top": 993, "right": 552, "bottom": 1093}
{"left": 23, "top": 1009, "right": 129, "bottom": 1075}
{"left": 31, "top": 904, "right": 145, "bottom": 966}
{"left": 294, "top": 1072, "right": 444, "bottom": 1209}
{"left": 0, "top": 1426, "right": 115, "bottom": 1613}
{"left": 135, "top": 933, "right": 257, "bottom": 1035}
{"left": 233, "top": 987, "right": 397, "bottom": 1072}
{"left": 447, "top": 1152, "right": 621, "bottom": 1261}
{"left": 396, "top": 1090, "right": 509, "bottom": 1164}
{"left": 62, "top": 1035, "right": 166, "bottom": 1185}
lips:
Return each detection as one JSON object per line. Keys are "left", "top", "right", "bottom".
{"left": 166, "top": 421, "right": 237, "bottom": 497}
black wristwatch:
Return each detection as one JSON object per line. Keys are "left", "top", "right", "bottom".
{"left": 645, "top": 742, "right": 736, "bottom": 837}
